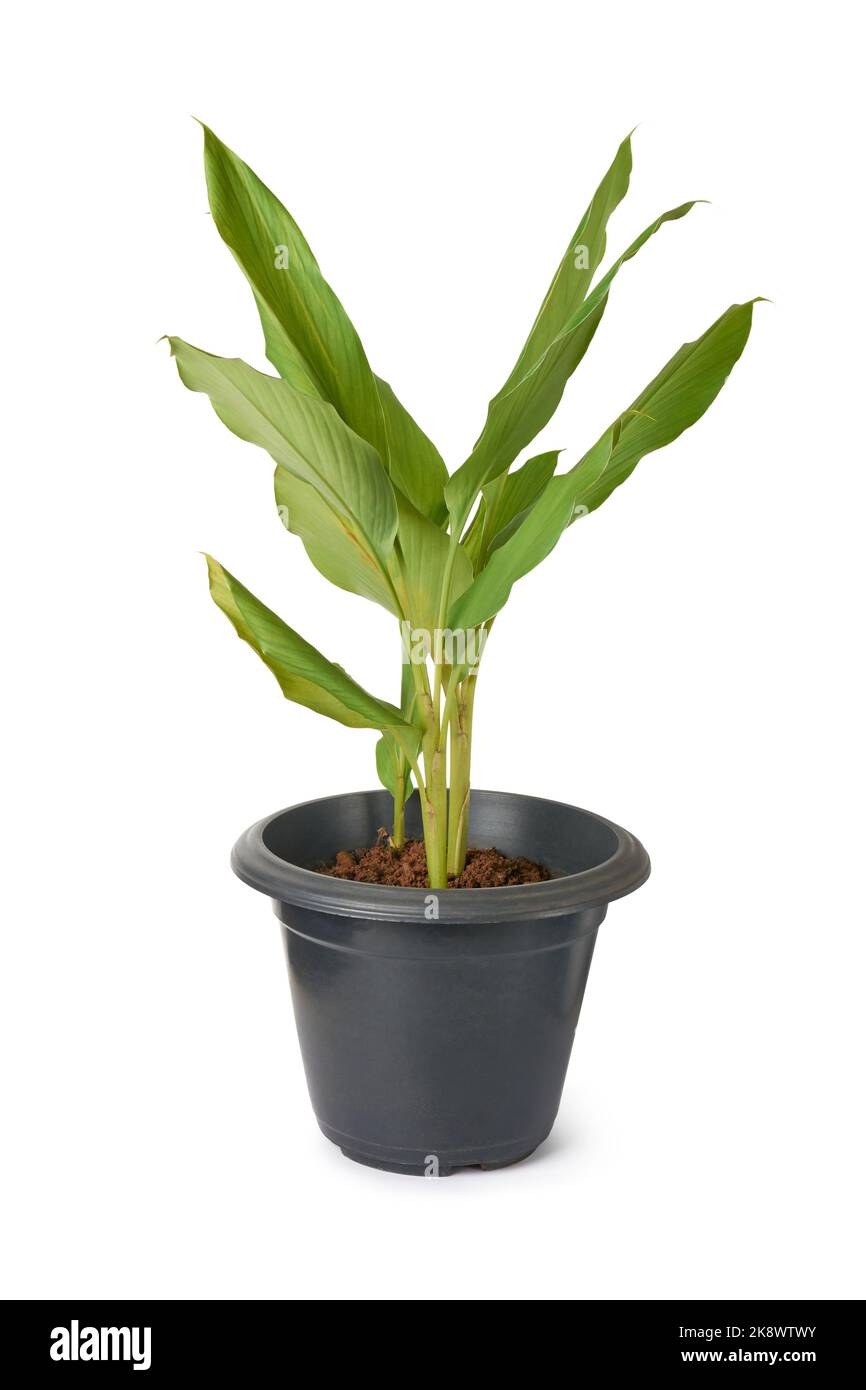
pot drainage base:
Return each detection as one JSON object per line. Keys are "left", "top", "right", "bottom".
{"left": 338, "top": 1145, "right": 539, "bottom": 1176}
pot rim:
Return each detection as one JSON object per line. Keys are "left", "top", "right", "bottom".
{"left": 231, "top": 789, "right": 650, "bottom": 924}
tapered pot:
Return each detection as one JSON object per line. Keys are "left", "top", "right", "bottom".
{"left": 232, "top": 789, "right": 650, "bottom": 1175}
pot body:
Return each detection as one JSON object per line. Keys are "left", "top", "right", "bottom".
{"left": 232, "top": 789, "right": 650, "bottom": 1175}
{"left": 278, "top": 898, "right": 604, "bottom": 1173}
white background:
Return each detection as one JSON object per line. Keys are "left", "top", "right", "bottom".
{"left": 2, "top": 0, "right": 863, "bottom": 1301}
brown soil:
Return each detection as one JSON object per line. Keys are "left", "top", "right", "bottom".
{"left": 317, "top": 830, "right": 550, "bottom": 888}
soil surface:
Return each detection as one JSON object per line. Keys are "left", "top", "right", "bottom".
{"left": 317, "top": 832, "right": 550, "bottom": 888}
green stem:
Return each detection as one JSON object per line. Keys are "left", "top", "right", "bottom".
{"left": 407, "top": 652, "right": 436, "bottom": 759}
{"left": 425, "top": 743, "right": 448, "bottom": 889}
{"left": 439, "top": 672, "right": 459, "bottom": 746}
{"left": 447, "top": 676, "right": 476, "bottom": 876}
{"left": 392, "top": 764, "right": 406, "bottom": 848}
{"left": 431, "top": 533, "right": 460, "bottom": 721}
{"left": 400, "top": 531, "right": 467, "bottom": 890}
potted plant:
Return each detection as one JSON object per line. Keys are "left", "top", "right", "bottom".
{"left": 167, "top": 127, "right": 760, "bottom": 1174}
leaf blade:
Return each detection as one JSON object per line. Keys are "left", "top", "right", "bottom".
{"left": 503, "top": 132, "right": 633, "bottom": 393}
{"left": 274, "top": 466, "right": 399, "bottom": 615}
{"left": 445, "top": 199, "right": 700, "bottom": 531}
{"left": 168, "top": 337, "right": 399, "bottom": 600}
{"left": 201, "top": 124, "right": 387, "bottom": 450}
{"left": 375, "top": 376, "right": 449, "bottom": 526}
{"left": 200, "top": 126, "right": 447, "bottom": 523}
{"left": 206, "top": 556, "right": 420, "bottom": 756}
{"left": 449, "top": 300, "right": 760, "bottom": 628}
{"left": 569, "top": 298, "right": 764, "bottom": 517}
{"left": 376, "top": 734, "right": 414, "bottom": 801}
{"left": 462, "top": 449, "right": 561, "bottom": 569}
{"left": 390, "top": 492, "right": 474, "bottom": 633}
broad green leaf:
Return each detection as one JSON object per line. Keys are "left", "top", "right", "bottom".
{"left": 201, "top": 124, "right": 386, "bottom": 449}
{"left": 390, "top": 493, "right": 474, "bottom": 633}
{"left": 375, "top": 376, "right": 448, "bottom": 526}
{"left": 376, "top": 734, "right": 413, "bottom": 801}
{"left": 454, "top": 133, "right": 631, "bottom": 557}
{"left": 206, "top": 556, "right": 420, "bottom": 758}
{"left": 373, "top": 661, "right": 417, "bottom": 802}
{"left": 168, "top": 338, "right": 398, "bottom": 592}
{"left": 566, "top": 299, "right": 764, "bottom": 518}
{"left": 274, "top": 468, "right": 470, "bottom": 628}
{"left": 462, "top": 450, "right": 560, "bottom": 569}
{"left": 449, "top": 468, "right": 595, "bottom": 632}
{"left": 503, "top": 133, "right": 633, "bottom": 393}
{"left": 445, "top": 200, "right": 699, "bottom": 532}
{"left": 200, "top": 126, "right": 448, "bottom": 523}
{"left": 274, "top": 466, "right": 399, "bottom": 615}
{"left": 449, "top": 300, "right": 760, "bottom": 629}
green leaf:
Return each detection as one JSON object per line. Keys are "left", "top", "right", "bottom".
{"left": 454, "top": 134, "right": 631, "bottom": 557}
{"left": 462, "top": 450, "right": 561, "bottom": 570}
{"left": 375, "top": 376, "right": 449, "bottom": 526}
{"left": 503, "top": 133, "right": 633, "bottom": 394}
{"left": 566, "top": 299, "right": 764, "bottom": 518}
{"left": 274, "top": 466, "right": 399, "bottom": 615}
{"left": 445, "top": 199, "right": 700, "bottom": 533}
{"left": 205, "top": 556, "right": 420, "bottom": 758}
{"left": 273, "top": 468, "right": 470, "bottom": 628}
{"left": 376, "top": 734, "right": 413, "bottom": 801}
{"left": 390, "top": 493, "right": 474, "bottom": 633}
{"left": 200, "top": 125, "right": 448, "bottom": 523}
{"left": 168, "top": 337, "right": 399, "bottom": 596}
{"left": 449, "top": 300, "right": 760, "bottom": 629}
{"left": 201, "top": 124, "right": 386, "bottom": 445}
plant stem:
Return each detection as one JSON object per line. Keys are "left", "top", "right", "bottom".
{"left": 406, "top": 533, "right": 472, "bottom": 889}
{"left": 431, "top": 533, "right": 460, "bottom": 721}
{"left": 389, "top": 660, "right": 419, "bottom": 847}
{"left": 425, "top": 742, "right": 448, "bottom": 889}
{"left": 439, "top": 670, "right": 459, "bottom": 745}
{"left": 392, "top": 763, "right": 406, "bottom": 848}
{"left": 407, "top": 653, "right": 436, "bottom": 757}
{"left": 447, "top": 675, "right": 476, "bottom": 876}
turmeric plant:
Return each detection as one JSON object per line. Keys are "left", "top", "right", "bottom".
{"left": 167, "top": 126, "right": 760, "bottom": 887}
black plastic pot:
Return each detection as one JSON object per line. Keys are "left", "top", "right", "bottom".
{"left": 232, "top": 789, "right": 649, "bottom": 1175}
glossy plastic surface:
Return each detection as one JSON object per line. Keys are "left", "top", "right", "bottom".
{"left": 232, "top": 790, "right": 650, "bottom": 1174}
